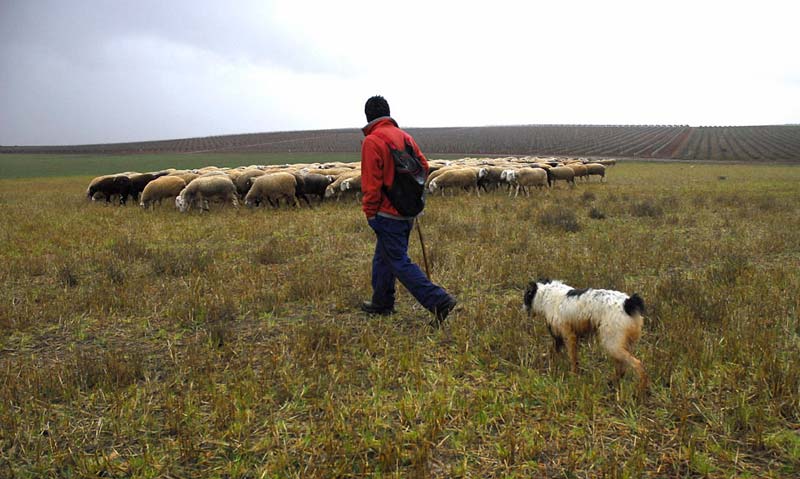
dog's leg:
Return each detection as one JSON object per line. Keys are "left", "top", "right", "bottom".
{"left": 564, "top": 332, "right": 579, "bottom": 373}
{"left": 552, "top": 336, "right": 564, "bottom": 353}
{"left": 608, "top": 358, "right": 627, "bottom": 388}
{"left": 609, "top": 348, "right": 648, "bottom": 391}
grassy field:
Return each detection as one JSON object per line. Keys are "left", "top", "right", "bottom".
{"left": 1, "top": 161, "right": 798, "bottom": 477}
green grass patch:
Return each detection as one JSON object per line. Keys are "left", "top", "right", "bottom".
{"left": 0, "top": 162, "right": 798, "bottom": 477}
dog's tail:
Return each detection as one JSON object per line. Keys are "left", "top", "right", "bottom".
{"left": 623, "top": 293, "right": 645, "bottom": 317}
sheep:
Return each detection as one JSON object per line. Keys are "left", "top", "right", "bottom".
{"left": 199, "top": 170, "right": 227, "bottom": 178}
{"left": 244, "top": 172, "right": 298, "bottom": 208}
{"left": 566, "top": 163, "right": 589, "bottom": 181}
{"left": 425, "top": 165, "right": 462, "bottom": 186}
{"left": 304, "top": 167, "right": 355, "bottom": 177}
{"left": 87, "top": 175, "right": 133, "bottom": 205}
{"left": 140, "top": 176, "right": 186, "bottom": 209}
{"left": 86, "top": 175, "right": 112, "bottom": 200}
{"left": 340, "top": 174, "right": 362, "bottom": 201}
{"left": 128, "top": 173, "right": 167, "bottom": 202}
{"left": 288, "top": 173, "right": 311, "bottom": 207}
{"left": 168, "top": 171, "right": 199, "bottom": 185}
{"left": 234, "top": 169, "right": 266, "bottom": 197}
{"left": 585, "top": 163, "right": 607, "bottom": 182}
{"left": 428, "top": 168, "right": 481, "bottom": 197}
{"left": 225, "top": 169, "right": 243, "bottom": 182}
{"left": 325, "top": 170, "right": 362, "bottom": 201}
{"left": 477, "top": 166, "right": 508, "bottom": 192}
{"left": 546, "top": 166, "right": 576, "bottom": 187}
{"left": 175, "top": 175, "right": 239, "bottom": 212}
{"left": 523, "top": 279, "right": 648, "bottom": 391}
{"left": 299, "top": 173, "right": 335, "bottom": 203}
{"left": 502, "top": 168, "right": 548, "bottom": 197}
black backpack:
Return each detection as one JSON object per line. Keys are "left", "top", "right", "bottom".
{"left": 372, "top": 131, "right": 427, "bottom": 217}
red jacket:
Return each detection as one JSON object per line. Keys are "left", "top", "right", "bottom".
{"left": 360, "top": 117, "right": 429, "bottom": 218}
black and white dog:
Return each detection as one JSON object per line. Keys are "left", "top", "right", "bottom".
{"left": 524, "top": 279, "right": 648, "bottom": 390}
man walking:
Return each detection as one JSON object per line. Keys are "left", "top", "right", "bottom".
{"left": 360, "top": 95, "right": 457, "bottom": 327}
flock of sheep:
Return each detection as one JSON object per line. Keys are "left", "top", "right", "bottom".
{"left": 85, "top": 156, "right": 616, "bottom": 211}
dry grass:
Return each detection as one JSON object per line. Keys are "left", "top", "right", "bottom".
{"left": 1, "top": 162, "right": 799, "bottom": 477}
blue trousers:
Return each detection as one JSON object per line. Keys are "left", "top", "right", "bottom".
{"left": 368, "top": 215, "right": 451, "bottom": 312}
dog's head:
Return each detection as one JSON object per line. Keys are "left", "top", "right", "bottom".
{"left": 523, "top": 280, "right": 540, "bottom": 314}
{"left": 523, "top": 278, "right": 552, "bottom": 316}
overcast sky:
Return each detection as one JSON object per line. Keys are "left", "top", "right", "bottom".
{"left": 1, "top": 0, "right": 799, "bottom": 145}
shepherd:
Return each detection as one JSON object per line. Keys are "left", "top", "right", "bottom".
{"left": 359, "top": 95, "right": 457, "bottom": 327}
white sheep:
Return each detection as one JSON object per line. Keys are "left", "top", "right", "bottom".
{"left": 140, "top": 176, "right": 187, "bottom": 209}
{"left": 175, "top": 175, "right": 239, "bottom": 212}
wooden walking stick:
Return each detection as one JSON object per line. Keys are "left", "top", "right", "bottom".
{"left": 415, "top": 216, "right": 432, "bottom": 280}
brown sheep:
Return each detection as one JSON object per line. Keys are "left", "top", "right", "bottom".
{"left": 245, "top": 172, "right": 298, "bottom": 208}
{"left": 428, "top": 169, "right": 481, "bottom": 197}
{"left": 585, "top": 163, "right": 607, "bottom": 182}
{"left": 176, "top": 175, "right": 239, "bottom": 212}
{"left": 140, "top": 176, "right": 187, "bottom": 209}
{"left": 546, "top": 166, "right": 576, "bottom": 187}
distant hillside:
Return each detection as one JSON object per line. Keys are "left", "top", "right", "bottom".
{"left": 2, "top": 125, "right": 800, "bottom": 162}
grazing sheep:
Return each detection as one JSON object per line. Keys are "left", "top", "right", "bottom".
{"left": 234, "top": 169, "right": 266, "bottom": 197}
{"left": 289, "top": 173, "right": 312, "bottom": 207}
{"left": 478, "top": 166, "right": 508, "bottom": 192}
{"left": 566, "top": 163, "right": 589, "bottom": 181}
{"left": 129, "top": 173, "right": 167, "bottom": 201}
{"left": 176, "top": 175, "right": 239, "bottom": 212}
{"left": 523, "top": 279, "right": 648, "bottom": 391}
{"left": 304, "top": 167, "right": 355, "bottom": 177}
{"left": 86, "top": 175, "right": 112, "bottom": 200}
{"left": 425, "top": 165, "right": 486, "bottom": 187}
{"left": 300, "top": 173, "right": 335, "bottom": 203}
{"left": 546, "top": 166, "right": 576, "bottom": 187}
{"left": 585, "top": 163, "right": 607, "bottom": 182}
{"left": 244, "top": 172, "right": 298, "bottom": 208}
{"left": 502, "top": 168, "right": 548, "bottom": 197}
{"left": 225, "top": 169, "right": 243, "bottom": 182}
{"left": 168, "top": 171, "right": 199, "bottom": 185}
{"left": 87, "top": 175, "right": 133, "bottom": 205}
{"left": 140, "top": 176, "right": 186, "bottom": 209}
{"left": 199, "top": 170, "right": 227, "bottom": 177}
{"left": 428, "top": 168, "right": 481, "bottom": 197}
{"left": 340, "top": 174, "right": 362, "bottom": 201}
{"left": 425, "top": 165, "right": 460, "bottom": 186}
{"left": 325, "top": 170, "right": 362, "bottom": 201}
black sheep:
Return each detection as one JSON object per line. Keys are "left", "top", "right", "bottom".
{"left": 88, "top": 175, "right": 133, "bottom": 205}
{"left": 300, "top": 173, "right": 335, "bottom": 204}
{"left": 290, "top": 173, "right": 312, "bottom": 207}
{"left": 128, "top": 173, "right": 166, "bottom": 202}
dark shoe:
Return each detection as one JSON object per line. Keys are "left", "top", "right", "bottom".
{"left": 431, "top": 296, "right": 458, "bottom": 328}
{"left": 360, "top": 301, "right": 395, "bottom": 316}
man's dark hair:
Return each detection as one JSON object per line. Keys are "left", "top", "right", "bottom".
{"left": 365, "top": 95, "right": 390, "bottom": 123}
